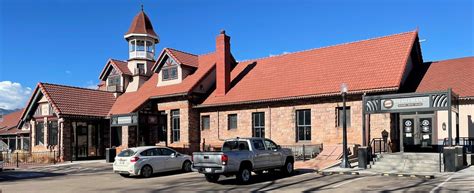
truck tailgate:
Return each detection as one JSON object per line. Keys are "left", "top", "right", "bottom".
{"left": 192, "top": 152, "right": 223, "bottom": 167}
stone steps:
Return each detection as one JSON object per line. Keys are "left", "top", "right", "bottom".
{"left": 369, "top": 153, "right": 443, "bottom": 173}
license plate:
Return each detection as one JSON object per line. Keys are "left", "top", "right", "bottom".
{"left": 119, "top": 161, "right": 125, "bottom": 165}
{"left": 205, "top": 168, "right": 212, "bottom": 172}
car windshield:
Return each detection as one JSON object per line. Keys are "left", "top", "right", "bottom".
{"left": 117, "top": 149, "right": 136, "bottom": 157}
{"left": 222, "top": 141, "right": 249, "bottom": 151}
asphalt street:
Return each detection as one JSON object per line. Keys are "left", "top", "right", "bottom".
{"left": 0, "top": 162, "right": 473, "bottom": 192}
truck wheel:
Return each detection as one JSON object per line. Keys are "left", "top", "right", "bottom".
{"left": 236, "top": 167, "right": 252, "bottom": 184}
{"left": 281, "top": 160, "right": 294, "bottom": 176}
{"left": 205, "top": 174, "right": 220, "bottom": 183}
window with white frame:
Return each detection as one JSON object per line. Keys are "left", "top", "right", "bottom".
{"left": 296, "top": 109, "right": 311, "bottom": 141}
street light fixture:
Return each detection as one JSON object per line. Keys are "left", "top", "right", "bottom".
{"left": 340, "top": 83, "right": 351, "bottom": 168}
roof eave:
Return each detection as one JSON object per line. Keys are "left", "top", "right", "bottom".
{"left": 195, "top": 87, "right": 399, "bottom": 109}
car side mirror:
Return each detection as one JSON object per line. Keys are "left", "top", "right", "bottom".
{"left": 171, "top": 153, "right": 176, "bottom": 158}
{"left": 276, "top": 145, "right": 281, "bottom": 149}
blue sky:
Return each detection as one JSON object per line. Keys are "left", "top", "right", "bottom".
{"left": 0, "top": 0, "right": 472, "bottom": 110}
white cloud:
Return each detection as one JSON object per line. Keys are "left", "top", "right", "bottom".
{"left": 84, "top": 80, "right": 98, "bottom": 89}
{"left": 0, "top": 81, "right": 32, "bottom": 110}
{"left": 65, "top": 70, "right": 71, "bottom": 74}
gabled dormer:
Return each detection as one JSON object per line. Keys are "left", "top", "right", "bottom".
{"left": 152, "top": 48, "right": 199, "bottom": 87}
{"left": 98, "top": 59, "right": 131, "bottom": 93}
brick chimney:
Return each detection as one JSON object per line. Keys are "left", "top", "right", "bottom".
{"left": 216, "top": 30, "right": 231, "bottom": 96}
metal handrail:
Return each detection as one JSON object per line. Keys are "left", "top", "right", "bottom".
{"left": 370, "top": 138, "right": 390, "bottom": 156}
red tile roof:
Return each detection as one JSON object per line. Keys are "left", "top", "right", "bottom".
{"left": 0, "top": 109, "right": 27, "bottom": 136}
{"left": 201, "top": 31, "right": 419, "bottom": 107}
{"left": 111, "top": 59, "right": 132, "bottom": 75}
{"left": 109, "top": 52, "right": 217, "bottom": 115}
{"left": 99, "top": 59, "right": 132, "bottom": 80}
{"left": 37, "top": 83, "right": 116, "bottom": 117}
{"left": 167, "top": 48, "right": 199, "bottom": 68}
{"left": 125, "top": 11, "right": 158, "bottom": 38}
{"left": 416, "top": 57, "right": 474, "bottom": 98}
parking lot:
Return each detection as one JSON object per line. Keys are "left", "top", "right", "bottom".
{"left": 1, "top": 161, "right": 473, "bottom": 192}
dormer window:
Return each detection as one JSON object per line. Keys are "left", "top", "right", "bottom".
{"left": 162, "top": 66, "right": 178, "bottom": 81}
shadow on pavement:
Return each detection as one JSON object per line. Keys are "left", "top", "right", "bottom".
{"left": 0, "top": 171, "right": 66, "bottom": 182}
{"left": 216, "top": 168, "right": 315, "bottom": 185}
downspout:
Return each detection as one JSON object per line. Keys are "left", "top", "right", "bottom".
{"left": 268, "top": 106, "right": 272, "bottom": 139}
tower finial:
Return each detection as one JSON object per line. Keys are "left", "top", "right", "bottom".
{"left": 141, "top": 4, "right": 144, "bottom": 12}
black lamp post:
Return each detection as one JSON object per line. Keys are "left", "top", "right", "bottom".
{"left": 340, "top": 83, "right": 350, "bottom": 168}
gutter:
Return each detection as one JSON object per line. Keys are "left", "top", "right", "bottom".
{"left": 195, "top": 87, "right": 399, "bottom": 108}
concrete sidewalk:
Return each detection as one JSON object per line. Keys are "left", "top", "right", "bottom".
{"left": 12, "top": 160, "right": 111, "bottom": 170}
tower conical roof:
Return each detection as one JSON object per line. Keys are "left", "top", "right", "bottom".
{"left": 125, "top": 11, "right": 158, "bottom": 39}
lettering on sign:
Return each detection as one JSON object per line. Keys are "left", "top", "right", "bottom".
{"left": 117, "top": 116, "right": 132, "bottom": 124}
{"left": 381, "top": 97, "right": 430, "bottom": 110}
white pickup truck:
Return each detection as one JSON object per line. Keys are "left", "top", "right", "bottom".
{"left": 192, "top": 137, "right": 294, "bottom": 184}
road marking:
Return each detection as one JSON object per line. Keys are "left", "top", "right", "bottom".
{"left": 429, "top": 174, "right": 454, "bottom": 193}
{"left": 332, "top": 176, "right": 366, "bottom": 188}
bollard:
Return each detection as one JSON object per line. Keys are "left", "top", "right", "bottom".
{"left": 303, "top": 144, "right": 306, "bottom": 162}
{"left": 54, "top": 151, "right": 56, "bottom": 164}
{"left": 16, "top": 152, "right": 19, "bottom": 168}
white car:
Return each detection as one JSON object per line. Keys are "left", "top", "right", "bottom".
{"left": 113, "top": 146, "right": 192, "bottom": 178}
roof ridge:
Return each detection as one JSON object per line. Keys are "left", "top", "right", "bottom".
{"left": 39, "top": 82, "right": 114, "bottom": 93}
{"left": 237, "top": 30, "right": 418, "bottom": 63}
{"left": 166, "top": 47, "right": 198, "bottom": 56}
{"left": 429, "top": 56, "right": 474, "bottom": 63}
{"left": 110, "top": 58, "right": 127, "bottom": 63}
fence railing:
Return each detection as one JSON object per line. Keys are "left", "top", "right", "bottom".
{"left": 281, "top": 144, "right": 322, "bottom": 161}
{"left": 370, "top": 138, "right": 390, "bottom": 155}
{"left": 1, "top": 151, "right": 57, "bottom": 168}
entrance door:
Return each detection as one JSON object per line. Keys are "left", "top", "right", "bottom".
{"left": 158, "top": 113, "right": 167, "bottom": 143}
{"left": 400, "top": 114, "right": 435, "bottom": 152}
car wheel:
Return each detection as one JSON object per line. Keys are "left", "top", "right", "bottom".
{"left": 236, "top": 167, "right": 252, "bottom": 184}
{"left": 140, "top": 165, "right": 153, "bottom": 178}
{"left": 205, "top": 174, "right": 220, "bottom": 183}
{"left": 119, "top": 173, "right": 130, "bottom": 178}
{"left": 281, "top": 160, "right": 294, "bottom": 176}
{"left": 182, "top": 160, "right": 192, "bottom": 172}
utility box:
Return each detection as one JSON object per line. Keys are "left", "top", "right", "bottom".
{"left": 106, "top": 148, "right": 116, "bottom": 163}
{"left": 444, "top": 147, "right": 456, "bottom": 172}
{"left": 358, "top": 146, "right": 368, "bottom": 169}
{"left": 455, "top": 146, "right": 464, "bottom": 171}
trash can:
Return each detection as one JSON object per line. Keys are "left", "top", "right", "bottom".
{"left": 106, "top": 148, "right": 116, "bottom": 163}
{"left": 358, "top": 146, "right": 368, "bottom": 169}
{"left": 444, "top": 147, "right": 456, "bottom": 172}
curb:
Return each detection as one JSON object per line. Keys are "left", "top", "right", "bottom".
{"left": 316, "top": 171, "right": 360, "bottom": 175}
{"left": 380, "top": 173, "right": 435, "bottom": 179}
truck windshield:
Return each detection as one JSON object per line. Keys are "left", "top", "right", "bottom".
{"left": 222, "top": 141, "right": 249, "bottom": 151}
{"left": 117, "top": 149, "right": 136, "bottom": 157}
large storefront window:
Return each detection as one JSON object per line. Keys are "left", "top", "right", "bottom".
{"left": 72, "top": 121, "right": 104, "bottom": 160}
{"left": 35, "top": 122, "right": 44, "bottom": 145}
{"left": 171, "top": 110, "right": 180, "bottom": 142}
{"left": 48, "top": 121, "right": 58, "bottom": 145}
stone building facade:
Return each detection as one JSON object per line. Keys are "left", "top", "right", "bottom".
{"left": 14, "top": 9, "right": 473, "bottom": 162}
